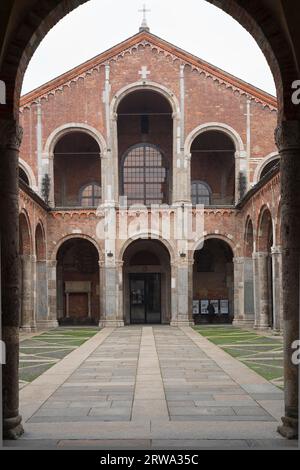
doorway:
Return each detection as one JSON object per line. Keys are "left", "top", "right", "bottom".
{"left": 130, "top": 273, "right": 161, "bottom": 324}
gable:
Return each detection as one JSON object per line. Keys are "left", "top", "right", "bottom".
{"left": 20, "top": 31, "right": 277, "bottom": 111}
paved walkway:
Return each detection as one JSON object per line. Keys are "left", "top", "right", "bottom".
{"left": 6, "top": 326, "right": 297, "bottom": 449}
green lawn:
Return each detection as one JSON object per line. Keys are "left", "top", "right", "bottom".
{"left": 19, "top": 327, "right": 99, "bottom": 388}
{"left": 194, "top": 326, "right": 284, "bottom": 388}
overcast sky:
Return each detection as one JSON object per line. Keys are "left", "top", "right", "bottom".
{"left": 21, "top": 0, "right": 276, "bottom": 96}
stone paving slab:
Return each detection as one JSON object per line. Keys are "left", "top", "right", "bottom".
{"left": 4, "top": 438, "right": 296, "bottom": 450}
{"left": 16, "top": 325, "right": 292, "bottom": 448}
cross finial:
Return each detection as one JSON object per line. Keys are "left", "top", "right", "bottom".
{"left": 139, "top": 4, "right": 151, "bottom": 32}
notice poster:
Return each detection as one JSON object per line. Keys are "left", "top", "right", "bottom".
{"left": 201, "top": 300, "right": 209, "bottom": 314}
{"left": 220, "top": 299, "right": 229, "bottom": 314}
{"left": 192, "top": 300, "right": 200, "bottom": 315}
{"left": 210, "top": 300, "right": 219, "bottom": 314}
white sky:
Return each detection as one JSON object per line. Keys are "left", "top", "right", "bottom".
{"left": 21, "top": 0, "right": 276, "bottom": 96}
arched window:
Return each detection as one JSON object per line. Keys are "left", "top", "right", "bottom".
{"left": 122, "top": 144, "right": 168, "bottom": 206}
{"left": 19, "top": 167, "right": 30, "bottom": 186}
{"left": 259, "top": 158, "right": 280, "bottom": 180}
{"left": 191, "top": 181, "right": 211, "bottom": 206}
{"left": 80, "top": 183, "right": 101, "bottom": 207}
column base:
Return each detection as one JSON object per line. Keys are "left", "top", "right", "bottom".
{"left": 20, "top": 325, "right": 33, "bottom": 333}
{"left": 36, "top": 320, "right": 59, "bottom": 330}
{"left": 277, "top": 416, "right": 298, "bottom": 440}
{"left": 170, "top": 320, "right": 195, "bottom": 327}
{"left": 3, "top": 415, "right": 24, "bottom": 440}
{"left": 254, "top": 323, "right": 272, "bottom": 331}
{"left": 232, "top": 317, "right": 255, "bottom": 328}
{"left": 99, "top": 320, "right": 124, "bottom": 328}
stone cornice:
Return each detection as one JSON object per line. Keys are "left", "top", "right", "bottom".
{"left": 19, "top": 31, "right": 277, "bottom": 111}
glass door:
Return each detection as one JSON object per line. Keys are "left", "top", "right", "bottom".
{"left": 130, "top": 274, "right": 161, "bottom": 324}
{"left": 130, "top": 277, "right": 146, "bottom": 324}
{"left": 145, "top": 273, "right": 161, "bottom": 324}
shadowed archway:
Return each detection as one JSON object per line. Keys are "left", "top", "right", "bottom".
{"left": 122, "top": 239, "right": 171, "bottom": 325}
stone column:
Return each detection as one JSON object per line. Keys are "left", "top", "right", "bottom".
{"left": 35, "top": 257, "right": 49, "bottom": 327}
{"left": 253, "top": 252, "right": 271, "bottom": 329}
{"left": 232, "top": 257, "right": 244, "bottom": 325}
{"left": 233, "top": 257, "right": 255, "bottom": 327}
{"left": 99, "top": 260, "right": 124, "bottom": 327}
{"left": 48, "top": 153, "right": 55, "bottom": 207}
{"left": 0, "top": 119, "right": 24, "bottom": 439}
{"left": 170, "top": 262, "right": 178, "bottom": 325}
{"left": 20, "top": 255, "right": 35, "bottom": 332}
{"left": 271, "top": 246, "right": 283, "bottom": 332}
{"left": 42, "top": 260, "right": 59, "bottom": 329}
{"left": 31, "top": 255, "right": 37, "bottom": 332}
{"left": 170, "top": 258, "right": 194, "bottom": 326}
{"left": 56, "top": 264, "right": 64, "bottom": 321}
{"left": 109, "top": 114, "right": 119, "bottom": 203}
{"left": 275, "top": 121, "right": 299, "bottom": 439}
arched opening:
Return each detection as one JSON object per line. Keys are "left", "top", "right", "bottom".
{"left": 54, "top": 131, "right": 101, "bottom": 207}
{"left": 118, "top": 90, "right": 172, "bottom": 205}
{"left": 257, "top": 208, "right": 274, "bottom": 328}
{"left": 191, "top": 131, "right": 235, "bottom": 206}
{"left": 259, "top": 157, "right": 280, "bottom": 180}
{"left": 56, "top": 238, "right": 100, "bottom": 325}
{"left": 2, "top": 0, "right": 300, "bottom": 443}
{"left": 19, "top": 213, "right": 33, "bottom": 331}
{"left": 19, "top": 167, "right": 30, "bottom": 185}
{"left": 35, "top": 224, "right": 48, "bottom": 324}
{"left": 122, "top": 239, "right": 171, "bottom": 324}
{"left": 193, "top": 238, "right": 234, "bottom": 324}
{"left": 244, "top": 218, "right": 255, "bottom": 322}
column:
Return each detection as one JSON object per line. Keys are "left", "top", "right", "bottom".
{"left": 41, "top": 260, "right": 59, "bottom": 329}
{"left": 170, "top": 262, "right": 178, "bottom": 325}
{"left": 20, "top": 255, "right": 35, "bottom": 332}
{"left": 31, "top": 254, "right": 37, "bottom": 332}
{"left": 232, "top": 257, "right": 244, "bottom": 325}
{"left": 275, "top": 121, "right": 299, "bottom": 439}
{"left": 36, "top": 101, "right": 43, "bottom": 194}
{"left": 232, "top": 257, "right": 255, "bottom": 327}
{"left": 253, "top": 252, "right": 271, "bottom": 329}
{"left": 109, "top": 115, "right": 119, "bottom": 203}
{"left": 0, "top": 118, "right": 24, "bottom": 439}
{"left": 56, "top": 264, "right": 64, "bottom": 321}
{"left": 48, "top": 153, "right": 55, "bottom": 207}
{"left": 36, "top": 258, "right": 49, "bottom": 328}
{"left": 170, "top": 258, "right": 194, "bottom": 326}
{"left": 271, "top": 246, "right": 283, "bottom": 332}
{"left": 99, "top": 260, "right": 124, "bottom": 327}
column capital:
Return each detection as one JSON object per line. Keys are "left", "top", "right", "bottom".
{"left": 271, "top": 246, "right": 282, "bottom": 255}
{"left": 47, "top": 260, "right": 57, "bottom": 268}
{"left": 20, "top": 254, "right": 36, "bottom": 262}
{"left": 0, "top": 119, "right": 23, "bottom": 150}
{"left": 252, "top": 251, "right": 269, "bottom": 260}
{"left": 233, "top": 257, "right": 245, "bottom": 264}
{"left": 115, "top": 260, "right": 124, "bottom": 268}
{"left": 275, "top": 120, "right": 300, "bottom": 152}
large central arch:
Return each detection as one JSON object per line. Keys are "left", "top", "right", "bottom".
{"left": 122, "top": 238, "right": 171, "bottom": 325}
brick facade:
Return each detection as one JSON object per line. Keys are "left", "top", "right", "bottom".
{"left": 17, "top": 30, "right": 281, "bottom": 330}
